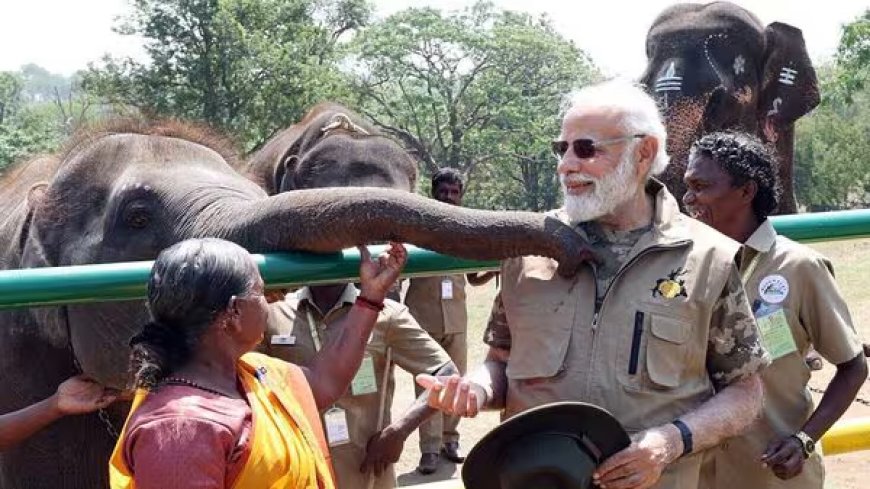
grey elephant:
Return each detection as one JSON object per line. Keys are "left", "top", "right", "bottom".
{"left": 244, "top": 102, "right": 418, "bottom": 194}
{"left": 0, "top": 119, "right": 592, "bottom": 488}
{"left": 641, "top": 1, "right": 820, "bottom": 213}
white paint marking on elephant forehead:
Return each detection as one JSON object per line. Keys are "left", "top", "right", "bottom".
{"left": 703, "top": 33, "right": 728, "bottom": 83}
{"left": 733, "top": 55, "right": 745, "bottom": 75}
{"left": 767, "top": 97, "right": 783, "bottom": 116}
{"left": 779, "top": 67, "right": 798, "bottom": 85}
{"left": 655, "top": 61, "right": 682, "bottom": 96}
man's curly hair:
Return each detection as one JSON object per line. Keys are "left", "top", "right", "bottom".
{"left": 690, "top": 132, "right": 782, "bottom": 220}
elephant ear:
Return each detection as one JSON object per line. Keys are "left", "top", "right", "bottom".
{"left": 758, "top": 22, "right": 820, "bottom": 128}
{"left": 273, "top": 152, "right": 301, "bottom": 193}
{"left": 20, "top": 182, "right": 55, "bottom": 268}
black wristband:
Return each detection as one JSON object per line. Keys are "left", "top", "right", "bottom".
{"left": 672, "top": 419, "right": 693, "bottom": 456}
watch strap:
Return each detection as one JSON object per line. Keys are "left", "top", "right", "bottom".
{"left": 672, "top": 419, "right": 693, "bottom": 456}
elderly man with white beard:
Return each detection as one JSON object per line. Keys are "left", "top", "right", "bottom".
{"left": 417, "top": 80, "right": 770, "bottom": 489}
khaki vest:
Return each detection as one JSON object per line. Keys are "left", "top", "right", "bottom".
{"left": 499, "top": 182, "right": 739, "bottom": 488}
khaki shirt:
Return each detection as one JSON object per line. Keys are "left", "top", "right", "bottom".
{"left": 484, "top": 180, "right": 770, "bottom": 489}
{"left": 260, "top": 285, "right": 451, "bottom": 489}
{"left": 405, "top": 275, "right": 468, "bottom": 335}
{"left": 711, "top": 220, "right": 863, "bottom": 489}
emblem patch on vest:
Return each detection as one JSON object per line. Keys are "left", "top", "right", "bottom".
{"left": 651, "top": 268, "right": 688, "bottom": 299}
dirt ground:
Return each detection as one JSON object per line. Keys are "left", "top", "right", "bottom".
{"left": 390, "top": 238, "right": 870, "bottom": 489}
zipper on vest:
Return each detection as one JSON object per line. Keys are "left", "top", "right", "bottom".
{"left": 590, "top": 266, "right": 601, "bottom": 331}
{"left": 628, "top": 311, "right": 644, "bottom": 375}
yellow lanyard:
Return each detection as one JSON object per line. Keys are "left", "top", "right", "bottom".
{"left": 740, "top": 250, "right": 763, "bottom": 286}
{"left": 305, "top": 308, "right": 323, "bottom": 352}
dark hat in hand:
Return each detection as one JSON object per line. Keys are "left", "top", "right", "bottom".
{"left": 462, "top": 402, "right": 630, "bottom": 489}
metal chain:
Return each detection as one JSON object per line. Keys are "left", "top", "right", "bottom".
{"left": 66, "top": 333, "right": 121, "bottom": 440}
{"left": 808, "top": 386, "right": 870, "bottom": 407}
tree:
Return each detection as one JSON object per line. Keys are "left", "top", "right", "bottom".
{"left": 794, "top": 63, "right": 870, "bottom": 210}
{"left": 831, "top": 9, "right": 869, "bottom": 103}
{"left": 350, "top": 1, "right": 599, "bottom": 208}
{"left": 84, "top": 0, "right": 371, "bottom": 150}
{"left": 0, "top": 72, "right": 23, "bottom": 126}
{"left": 0, "top": 67, "right": 98, "bottom": 172}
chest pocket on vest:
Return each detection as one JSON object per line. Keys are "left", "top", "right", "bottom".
{"left": 622, "top": 302, "right": 698, "bottom": 391}
{"left": 502, "top": 259, "right": 581, "bottom": 380}
{"left": 646, "top": 315, "right": 691, "bottom": 388}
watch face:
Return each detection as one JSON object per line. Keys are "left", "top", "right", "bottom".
{"left": 806, "top": 439, "right": 816, "bottom": 453}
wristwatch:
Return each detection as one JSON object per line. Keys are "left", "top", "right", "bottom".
{"left": 792, "top": 431, "right": 815, "bottom": 459}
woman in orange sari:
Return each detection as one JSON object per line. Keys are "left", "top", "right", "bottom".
{"left": 109, "top": 237, "right": 407, "bottom": 489}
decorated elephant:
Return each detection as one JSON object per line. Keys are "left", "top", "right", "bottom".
{"left": 641, "top": 1, "right": 820, "bottom": 213}
{"left": 245, "top": 102, "right": 418, "bottom": 194}
{"left": 0, "top": 119, "right": 592, "bottom": 488}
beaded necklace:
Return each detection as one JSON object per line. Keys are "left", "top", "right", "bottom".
{"left": 162, "top": 377, "right": 230, "bottom": 397}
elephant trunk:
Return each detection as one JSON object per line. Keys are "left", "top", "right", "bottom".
{"left": 207, "top": 187, "right": 591, "bottom": 277}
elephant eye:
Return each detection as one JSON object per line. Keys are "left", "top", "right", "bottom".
{"left": 123, "top": 204, "right": 151, "bottom": 229}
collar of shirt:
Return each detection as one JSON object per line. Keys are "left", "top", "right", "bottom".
{"left": 744, "top": 219, "right": 777, "bottom": 253}
{"left": 295, "top": 284, "right": 359, "bottom": 321}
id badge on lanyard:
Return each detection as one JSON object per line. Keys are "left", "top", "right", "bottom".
{"left": 743, "top": 253, "right": 797, "bottom": 361}
{"left": 323, "top": 406, "right": 350, "bottom": 447}
{"left": 441, "top": 278, "right": 453, "bottom": 300}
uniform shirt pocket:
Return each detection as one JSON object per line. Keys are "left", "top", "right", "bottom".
{"left": 646, "top": 314, "right": 691, "bottom": 388}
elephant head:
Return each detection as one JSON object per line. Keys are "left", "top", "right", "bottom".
{"left": 245, "top": 102, "right": 418, "bottom": 194}
{"left": 640, "top": 1, "right": 819, "bottom": 213}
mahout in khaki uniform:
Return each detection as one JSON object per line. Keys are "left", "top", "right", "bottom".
{"left": 684, "top": 131, "right": 867, "bottom": 488}
{"left": 406, "top": 167, "right": 496, "bottom": 474}
{"left": 261, "top": 284, "right": 454, "bottom": 489}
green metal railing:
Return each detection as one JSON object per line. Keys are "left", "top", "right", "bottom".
{"left": 0, "top": 246, "right": 500, "bottom": 310}
{"left": 0, "top": 209, "right": 868, "bottom": 310}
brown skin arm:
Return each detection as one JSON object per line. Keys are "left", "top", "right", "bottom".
{"left": 416, "top": 346, "right": 510, "bottom": 416}
{"left": 466, "top": 271, "right": 498, "bottom": 286}
{"left": 301, "top": 243, "right": 407, "bottom": 408}
{"left": 595, "top": 374, "right": 763, "bottom": 489}
{"left": 0, "top": 376, "right": 118, "bottom": 452}
{"left": 763, "top": 352, "right": 868, "bottom": 480}
{"left": 360, "top": 361, "right": 459, "bottom": 476}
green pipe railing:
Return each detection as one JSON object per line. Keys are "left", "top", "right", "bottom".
{"left": 0, "top": 245, "right": 499, "bottom": 310}
{"left": 0, "top": 209, "right": 868, "bottom": 310}
{"left": 771, "top": 208, "right": 870, "bottom": 242}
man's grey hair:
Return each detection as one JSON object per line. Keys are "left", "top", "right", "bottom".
{"left": 562, "top": 79, "right": 669, "bottom": 176}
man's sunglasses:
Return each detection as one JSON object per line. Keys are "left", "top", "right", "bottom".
{"left": 551, "top": 134, "right": 646, "bottom": 159}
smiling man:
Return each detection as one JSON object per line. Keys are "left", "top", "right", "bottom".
{"left": 683, "top": 131, "right": 867, "bottom": 489}
{"left": 418, "top": 80, "right": 769, "bottom": 489}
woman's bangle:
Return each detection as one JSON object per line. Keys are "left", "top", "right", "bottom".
{"left": 355, "top": 296, "right": 384, "bottom": 312}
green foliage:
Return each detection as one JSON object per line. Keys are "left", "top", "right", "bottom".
{"left": 84, "top": 0, "right": 372, "bottom": 150}
{"left": 0, "top": 67, "right": 97, "bottom": 172}
{"left": 795, "top": 64, "right": 870, "bottom": 210}
{"left": 830, "top": 9, "right": 869, "bottom": 103}
{"left": 350, "top": 1, "right": 600, "bottom": 210}
{"left": 0, "top": 72, "right": 24, "bottom": 126}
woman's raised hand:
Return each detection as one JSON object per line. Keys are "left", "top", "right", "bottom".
{"left": 357, "top": 242, "right": 408, "bottom": 303}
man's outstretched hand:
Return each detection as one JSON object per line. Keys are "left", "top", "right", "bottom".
{"left": 416, "top": 374, "right": 486, "bottom": 418}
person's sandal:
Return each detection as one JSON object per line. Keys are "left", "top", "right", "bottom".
{"left": 416, "top": 452, "right": 440, "bottom": 474}
{"left": 441, "top": 441, "right": 465, "bottom": 463}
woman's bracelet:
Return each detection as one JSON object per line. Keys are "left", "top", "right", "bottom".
{"left": 355, "top": 295, "right": 385, "bottom": 312}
